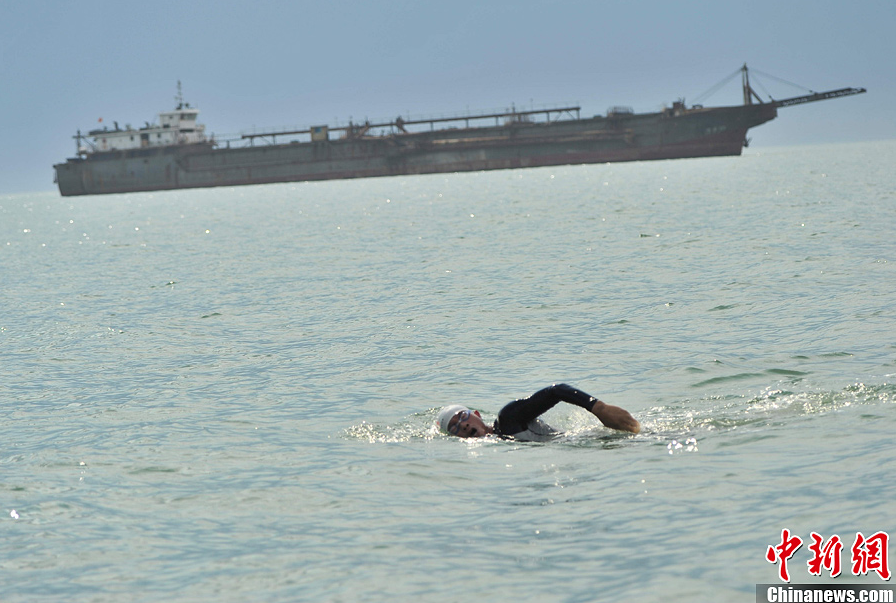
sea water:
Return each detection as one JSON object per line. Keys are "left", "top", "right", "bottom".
{"left": 1, "top": 141, "right": 894, "bottom": 602}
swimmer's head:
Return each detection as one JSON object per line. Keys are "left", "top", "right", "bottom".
{"left": 438, "top": 405, "right": 468, "bottom": 433}
{"left": 437, "top": 404, "right": 493, "bottom": 438}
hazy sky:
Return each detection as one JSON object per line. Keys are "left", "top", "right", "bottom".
{"left": 2, "top": 0, "right": 893, "bottom": 194}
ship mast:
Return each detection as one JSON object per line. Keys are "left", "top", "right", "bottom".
{"left": 741, "top": 64, "right": 764, "bottom": 105}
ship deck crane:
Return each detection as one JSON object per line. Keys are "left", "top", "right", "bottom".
{"left": 740, "top": 63, "right": 866, "bottom": 108}
{"left": 772, "top": 87, "right": 867, "bottom": 108}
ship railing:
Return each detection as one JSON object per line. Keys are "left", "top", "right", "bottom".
{"left": 235, "top": 104, "right": 582, "bottom": 145}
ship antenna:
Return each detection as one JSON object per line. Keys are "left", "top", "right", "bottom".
{"left": 175, "top": 80, "right": 184, "bottom": 110}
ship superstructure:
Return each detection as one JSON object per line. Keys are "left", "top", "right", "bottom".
{"left": 76, "top": 83, "right": 207, "bottom": 155}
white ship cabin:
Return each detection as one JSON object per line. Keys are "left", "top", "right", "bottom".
{"left": 87, "top": 105, "right": 207, "bottom": 153}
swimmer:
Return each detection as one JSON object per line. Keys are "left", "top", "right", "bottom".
{"left": 437, "top": 383, "right": 640, "bottom": 441}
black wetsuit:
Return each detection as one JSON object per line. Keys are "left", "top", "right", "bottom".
{"left": 493, "top": 383, "right": 597, "bottom": 440}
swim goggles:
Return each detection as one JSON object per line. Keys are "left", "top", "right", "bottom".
{"left": 448, "top": 410, "right": 472, "bottom": 435}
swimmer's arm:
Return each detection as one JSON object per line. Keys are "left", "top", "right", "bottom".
{"left": 590, "top": 400, "right": 641, "bottom": 434}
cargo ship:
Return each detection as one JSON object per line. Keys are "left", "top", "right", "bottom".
{"left": 53, "top": 66, "right": 865, "bottom": 196}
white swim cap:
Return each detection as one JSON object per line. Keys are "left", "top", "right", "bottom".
{"left": 437, "top": 404, "right": 469, "bottom": 433}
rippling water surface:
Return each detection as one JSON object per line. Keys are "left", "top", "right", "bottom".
{"left": 2, "top": 141, "right": 895, "bottom": 601}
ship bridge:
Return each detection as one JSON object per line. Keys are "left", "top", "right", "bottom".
{"left": 77, "top": 82, "right": 207, "bottom": 154}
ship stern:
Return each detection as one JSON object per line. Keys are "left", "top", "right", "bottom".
{"left": 54, "top": 160, "right": 88, "bottom": 196}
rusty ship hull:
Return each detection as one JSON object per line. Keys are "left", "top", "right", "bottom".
{"left": 54, "top": 103, "right": 779, "bottom": 197}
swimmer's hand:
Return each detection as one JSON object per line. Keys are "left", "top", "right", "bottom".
{"left": 590, "top": 400, "right": 641, "bottom": 434}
